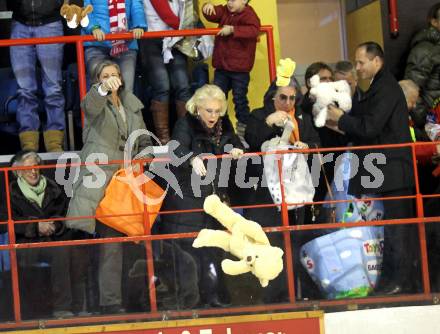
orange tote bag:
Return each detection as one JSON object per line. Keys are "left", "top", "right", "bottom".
{"left": 96, "top": 169, "right": 165, "bottom": 236}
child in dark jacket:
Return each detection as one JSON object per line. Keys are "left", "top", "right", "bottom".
{"left": 202, "top": 0, "right": 260, "bottom": 140}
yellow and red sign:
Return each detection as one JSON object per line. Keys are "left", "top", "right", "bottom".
{"left": 7, "top": 312, "right": 324, "bottom": 334}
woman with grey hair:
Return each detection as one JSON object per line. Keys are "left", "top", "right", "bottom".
{"left": 158, "top": 84, "right": 243, "bottom": 308}
{"left": 66, "top": 60, "right": 152, "bottom": 314}
{"left": 9, "top": 150, "right": 76, "bottom": 318}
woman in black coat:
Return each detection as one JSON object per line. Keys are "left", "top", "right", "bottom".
{"left": 245, "top": 77, "right": 320, "bottom": 227}
{"left": 158, "top": 84, "right": 244, "bottom": 308}
{"left": 244, "top": 75, "right": 321, "bottom": 302}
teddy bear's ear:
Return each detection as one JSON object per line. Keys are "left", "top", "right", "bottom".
{"left": 82, "top": 5, "right": 93, "bottom": 17}
{"left": 309, "top": 74, "right": 320, "bottom": 88}
{"left": 259, "top": 278, "right": 269, "bottom": 287}
{"left": 60, "top": 4, "right": 68, "bottom": 16}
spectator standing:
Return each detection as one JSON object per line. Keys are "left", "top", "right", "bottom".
{"left": 202, "top": 0, "right": 261, "bottom": 141}
{"left": 66, "top": 60, "right": 152, "bottom": 314}
{"left": 405, "top": 2, "right": 440, "bottom": 136}
{"left": 7, "top": 0, "right": 65, "bottom": 152}
{"left": 327, "top": 42, "right": 416, "bottom": 295}
{"left": 160, "top": 84, "right": 243, "bottom": 308}
{"left": 244, "top": 64, "right": 320, "bottom": 302}
{"left": 82, "top": 0, "right": 147, "bottom": 93}
{"left": 334, "top": 60, "right": 359, "bottom": 98}
{"left": 140, "top": 0, "right": 194, "bottom": 145}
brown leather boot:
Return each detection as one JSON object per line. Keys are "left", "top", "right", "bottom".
{"left": 19, "top": 131, "right": 39, "bottom": 151}
{"left": 150, "top": 100, "right": 170, "bottom": 145}
{"left": 175, "top": 100, "right": 187, "bottom": 118}
{"left": 43, "top": 130, "right": 64, "bottom": 152}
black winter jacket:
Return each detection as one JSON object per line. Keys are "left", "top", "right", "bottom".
{"left": 7, "top": 0, "right": 63, "bottom": 26}
{"left": 159, "top": 114, "right": 244, "bottom": 232}
{"left": 338, "top": 67, "right": 415, "bottom": 195}
{"left": 246, "top": 104, "right": 320, "bottom": 153}
{"left": 405, "top": 26, "right": 440, "bottom": 126}
{"left": 245, "top": 98, "right": 320, "bottom": 187}
{"left": 10, "top": 178, "right": 69, "bottom": 243}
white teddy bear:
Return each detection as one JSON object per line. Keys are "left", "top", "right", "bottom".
{"left": 309, "top": 74, "right": 352, "bottom": 127}
{"left": 192, "top": 195, "right": 284, "bottom": 287}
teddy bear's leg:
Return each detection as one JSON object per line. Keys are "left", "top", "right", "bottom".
{"left": 203, "top": 195, "right": 242, "bottom": 231}
{"left": 192, "top": 229, "right": 232, "bottom": 252}
{"left": 314, "top": 106, "right": 328, "bottom": 128}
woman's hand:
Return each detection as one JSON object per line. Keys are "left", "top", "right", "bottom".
{"left": 92, "top": 28, "right": 106, "bottom": 41}
{"left": 293, "top": 141, "right": 309, "bottom": 149}
{"left": 266, "top": 111, "right": 289, "bottom": 127}
{"left": 229, "top": 148, "right": 244, "bottom": 159}
{"left": 132, "top": 28, "right": 144, "bottom": 39}
{"left": 38, "top": 222, "right": 55, "bottom": 237}
{"left": 191, "top": 157, "right": 207, "bottom": 176}
{"left": 101, "top": 76, "right": 122, "bottom": 93}
{"left": 202, "top": 2, "right": 216, "bottom": 15}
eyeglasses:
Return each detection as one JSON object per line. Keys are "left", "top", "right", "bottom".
{"left": 278, "top": 94, "right": 296, "bottom": 103}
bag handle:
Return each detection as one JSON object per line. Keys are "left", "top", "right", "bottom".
{"left": 280, "top": 120, "right": 294, "bottom": 145}
{"left": 314, "top": 144, "right": 336, "bottom": 224}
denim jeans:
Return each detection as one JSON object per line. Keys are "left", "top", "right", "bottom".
{"left": 214, "top": 69, "right": 250, "bottom": 124}
{"left": 140, "top": 39, "right": 191, "bottom": 102}
{"left": 85, "top": 46, "right": 137, "bottom": 93}
{"left": 10, "top": 20, "right": 65, "bottom": 132}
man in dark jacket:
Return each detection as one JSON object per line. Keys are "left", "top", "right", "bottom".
{"left": 7, "top": 0, "right": 65, "bottom": 152}
{"left": 405, "top": 3, "right": 440, "bottom": 134}
{"left": 327, "top": 42, "right": 416, "bottom": 295}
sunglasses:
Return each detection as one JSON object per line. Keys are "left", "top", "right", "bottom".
{"left": 278, "top": 94, "right": 296, "bottom": 102}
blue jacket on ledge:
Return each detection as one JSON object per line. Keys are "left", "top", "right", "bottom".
{"left": 82, "top": 0, "right": 147, "bottom": 50}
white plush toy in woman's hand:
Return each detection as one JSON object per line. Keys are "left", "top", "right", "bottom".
{"left": 309, "top": 74, "right": 352, "bottom": 127}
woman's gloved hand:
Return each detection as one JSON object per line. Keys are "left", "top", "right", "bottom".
{"left": 191, "top": 156, "right": 207, "bottom": 176}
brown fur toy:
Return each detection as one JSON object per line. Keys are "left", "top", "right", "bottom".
{"left": 60, "top": 1, "right": 93, "bottom": 29}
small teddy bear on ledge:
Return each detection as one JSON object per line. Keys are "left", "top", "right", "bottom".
{"left": 60, "top": 1, "right": 93, "bottom": 29}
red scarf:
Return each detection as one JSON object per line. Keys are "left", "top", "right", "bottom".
{"left": 109, "top": 0, "right": 129, "bottom": 57}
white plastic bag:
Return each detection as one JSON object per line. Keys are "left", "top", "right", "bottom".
{"left": 261, "top": 121, "right": 315, "bottom": 210}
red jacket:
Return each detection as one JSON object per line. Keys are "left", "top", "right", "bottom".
{"left": 204, "top": 5, "right": 260, "bottom": 72}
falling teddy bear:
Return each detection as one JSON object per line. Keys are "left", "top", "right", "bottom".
{"left": 193, "top": 194, "right": 284, "bottom": 287}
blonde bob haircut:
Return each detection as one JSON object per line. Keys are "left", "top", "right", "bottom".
{"left": 185, "top": 84, "right": 228, "bottom": 117}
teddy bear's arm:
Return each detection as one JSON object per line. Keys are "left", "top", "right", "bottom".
{"left": 192, "top": 229, "right": 231, "bottom": 252}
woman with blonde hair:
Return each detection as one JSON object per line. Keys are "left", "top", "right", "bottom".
{"left": 158, "top": 84, "right": 243, "bottom": 309}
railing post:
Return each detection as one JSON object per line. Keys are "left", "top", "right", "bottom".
{"left": 4, "top": 170, "right": 22, "bottom": 323}
{"left": 277, "top": 156, "right": 295, "bottom": 303}
{"left": 75, "top": 40, "right": 87, "bottom": 127}
{"left": 139, "top": 162, "right": 158, "bottom": 312}
{"left": 264, "top": 26, "right": 277, "bottom": 82}
{"left": 411, "top": 144, "right": 431, "bottom": 294}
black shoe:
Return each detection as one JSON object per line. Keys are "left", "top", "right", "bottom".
{"left": 100, "top": 305, "right": 126, "bottom": 314}
{"left": 204, "top": 297, "right": 231, "bottom": 308}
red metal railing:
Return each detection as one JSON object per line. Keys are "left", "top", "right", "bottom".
{"left": 0, "top": 26, "right": 276, "bottom": 126}
{"left": 0, "top": 141, "right": 439, "bottom": 329}
{"left": 0, "top": 28, "right": 440, "bottom": 330}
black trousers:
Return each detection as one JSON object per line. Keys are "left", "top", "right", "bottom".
{"left": 379, "top": 188, "right": 419, "bottom": 290}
